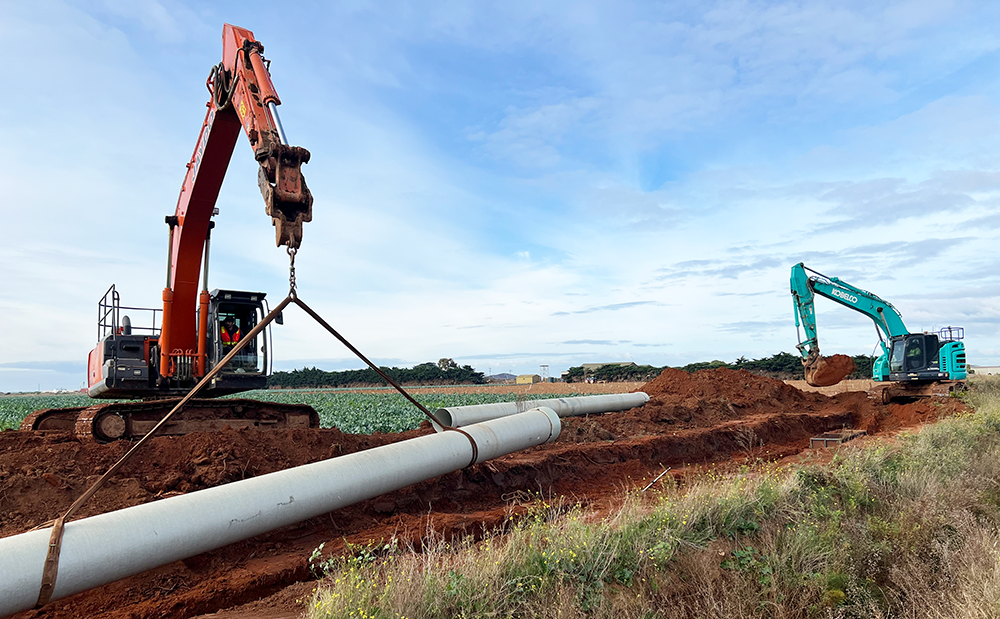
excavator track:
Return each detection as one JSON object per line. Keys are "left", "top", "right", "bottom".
{"left": 869, "top": 380, "right": 966, "bottom": 404}
{"left": 23, "top": 399, "right": 319, "bottom": 443}
{"left": 20, "top": 407, "right": 90, "bottom": 433}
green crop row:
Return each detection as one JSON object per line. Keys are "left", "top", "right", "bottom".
{"left": 0, "top": 394, "right": 94, "bottom": 431}
{"left": 241, "top": 389, "right": 581, "bottom": 433}
{"left": 0, "top": 390, "right": 579, "bottom": 434}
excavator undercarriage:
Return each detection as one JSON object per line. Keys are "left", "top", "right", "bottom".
{"left": 868, "top": 380, "right": 966, "bottom": 405}
{"left": 21, "top": 399, "right": 319, "bottom": 443}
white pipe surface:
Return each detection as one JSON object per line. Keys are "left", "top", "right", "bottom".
{"left": 0, "top": 407, "right": 560, "bottom": 616}
{"left": 433, "top": 392, "right": 649, "bottom": 430}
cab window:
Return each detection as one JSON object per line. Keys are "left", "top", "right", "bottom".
{"left": 890, "top": 340, "right": 905, "bottom": 372}
{"left": 904, "top": 336, "right": 924, "bottom": 371}
{"left": 216, "top": 303, "right": 263, "bottom": 374}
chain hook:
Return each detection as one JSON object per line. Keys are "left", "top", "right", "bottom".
{"left": 287, "top": 246, "right": 298, "bottom": 298}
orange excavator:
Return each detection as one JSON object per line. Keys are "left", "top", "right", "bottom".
{"left": 23, "top": 24, "right": 319, "bottom": 441}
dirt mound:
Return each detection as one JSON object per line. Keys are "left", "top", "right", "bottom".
{"left": 0, "top": 369, "right": 969, "bottom": 619}
{"left": 638, "top": 367, "right": 817, "bottom": 425}
{"left": 804, "top": 354, "right": 857, "bottom": 387}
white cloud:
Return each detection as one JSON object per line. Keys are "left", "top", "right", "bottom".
{"left": 468, "top": 98, "right": 603, "bottom": 167}
{"left": 96, "top": 0, "right": 188, "bottom": 43}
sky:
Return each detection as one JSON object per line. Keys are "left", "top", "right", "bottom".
{"left": 1, "top": 0, "right": 999, "bottom": 392}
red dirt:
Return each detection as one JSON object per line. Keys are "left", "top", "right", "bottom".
{"left": 1, "top": 368, "right": 967, "bottom": 619}
{"left": 804, "top": 354, "right": 857, "bottom": 387}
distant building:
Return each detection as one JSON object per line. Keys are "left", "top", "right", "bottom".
{"left": 972, "top": 366, "right": 1000, "bottom": 376}
{"left": 516, "top": 374, "right": 542, "bottom": 384}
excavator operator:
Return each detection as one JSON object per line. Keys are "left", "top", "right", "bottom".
{"left": 220, "top": 316, "right": 241, "bottom": 352}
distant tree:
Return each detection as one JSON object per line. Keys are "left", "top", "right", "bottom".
{"left": 743, "top": 352, "right": 804, "bottom": 378}
{"left": 268, "top": 361, "right": 485, "bottom": 388}
{"left": 559, "top": 350, "right": 879, "bottom": 385}
{"left": 677, "top": 360, "right": 730, "bottom": 373}
{"left": 848, "top": 355, "right": 874, "bottom": 379}
{"left": 437, "top": 358, "right": 459, "bottom": 371}
{"left": 559, "top": 364, "right": 666, "bottom": 383}
{"left": 674, "top": 353, "right": 805, "bottom": 379}
{"left": 593, "top": 364, "right": 663, "bottom": 382}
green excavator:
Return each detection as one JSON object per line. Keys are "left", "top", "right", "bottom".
{"left": 790, "top": 263, "right": 967, "bottom": 401}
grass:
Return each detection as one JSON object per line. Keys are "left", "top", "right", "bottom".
{"left": 305, "top": 377, "right": 1000, "bottom": 618}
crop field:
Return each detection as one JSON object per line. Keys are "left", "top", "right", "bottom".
{"left": 0, "top": 386, "right": 630, "bottom": 434}
{"left": 236, "top": 389, "right": 597, "bottom": 433}
{"left": 0, "top": 393, "right": 93, "bottom": 432}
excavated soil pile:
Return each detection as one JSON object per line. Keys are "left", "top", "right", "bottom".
{"left": 804, "top": 353, "right": 857, "bottom": 387}
{"left": 1, "top": 368, "right": 968, "bottom": 619}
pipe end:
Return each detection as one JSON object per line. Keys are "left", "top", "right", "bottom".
{"left": 532, "top": 406, "right": 561, "bottom": 443}
{"left": 431, "top": 408, "right": 453, "bottom": 433}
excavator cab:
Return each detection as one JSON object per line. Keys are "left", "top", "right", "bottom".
{"left": 887, "top": 329, "right": 967, "bottom": 382}
{"left": 86, "top": 286, "right": 273, "bottom": 399}
{"left": 207, "top": 289, "right": 270, "bottom": 388}
{"left": 888, "top": 335, "right": 930, "bottom": 374}
{"left": 28, "top": 285, "right": 315, "bottom": 441}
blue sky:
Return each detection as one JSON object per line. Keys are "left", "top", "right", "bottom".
{"left": 2, "top": 0, "right": 999, "bottom": 392}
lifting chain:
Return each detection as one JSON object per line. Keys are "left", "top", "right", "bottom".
{"left": 287, "top": 246, "right": 297, "bottom": 297}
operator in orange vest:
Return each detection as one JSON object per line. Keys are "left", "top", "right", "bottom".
{"left": 220, "top": 315, "right": 241, "bottom": 352}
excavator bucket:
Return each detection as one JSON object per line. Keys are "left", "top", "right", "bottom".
{"left": 803, "top": 353, "right": 856, "bottom": 387}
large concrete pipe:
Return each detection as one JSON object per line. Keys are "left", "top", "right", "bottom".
{"left": 0, "top": 407, "right": 560, "bottom": 616}
{"left": 433, "top": 392, "right": 650, "bottom": 430}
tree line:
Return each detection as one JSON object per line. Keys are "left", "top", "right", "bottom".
{"left": 268, "top": 358, "right": 486, "bottom": 389}
{"left": 563, "top": 352, "right": 876, "bottom": 382}
{"left": 270, "top": 353, "right": 878, "bottom": 388}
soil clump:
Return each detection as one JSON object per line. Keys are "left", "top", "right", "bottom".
{"left": 804, "top": 353, "right": 857, "bottom": 387}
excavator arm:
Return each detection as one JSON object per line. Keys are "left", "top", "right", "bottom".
{"left": 790, "top": 263, "right": 908, "bottom": 386}
{"left": 160, "top": 23, "right": 313, "bottom": 381}
{"left": 212, "top": 24, "right": 313, "bottom": 248}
